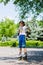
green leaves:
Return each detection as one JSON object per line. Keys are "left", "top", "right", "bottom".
{"left": 0, "top": 0, "right": 43, "bottom": 19}
{"left": 0, "top": 0, "right": 10, "bottom": 5}
{"left": 4, "top": 0, "right": 10, "bottom": 5}
{"left": 0, "top": 0, "right": 3, "bottom": 2}
{"left": 14, "top": 0, "right": 43, "bottom": 19}
{"left": 13, "top": 0, "right": 19, "bottom": 4}
{"left": 38, "top": 20, "right": 43, "bottom": 27}
{"left": 26, "top": 17, "right": 43, "bottom": 40}
{"left": 0, "top": 18, "right": 17, "bottom": 38}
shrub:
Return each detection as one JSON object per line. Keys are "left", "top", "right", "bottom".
{"left": 0, "top": 39, "right": 43, "bottom": 48}
{"left": 11, "top": 41, "right": 18, "bottom": 47}
{"left": 26, "top": 40, "right": 43, "bottom": 48}
{"left": 0, "top": 40, "right": 18, "bottom": 47}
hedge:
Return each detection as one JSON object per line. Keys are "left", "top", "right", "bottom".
{"left": 26, "top": 40, "right": 43, "bottom": 48}
{"left": 0, "top": 40, "right": 18, "bottom": 47}
{"left": 0, "top": 40, "right": 43, "bottom": 48}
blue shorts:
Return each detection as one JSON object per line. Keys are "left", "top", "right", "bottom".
{"left": 19, "top": 35, "right": 26, "bottom": 48}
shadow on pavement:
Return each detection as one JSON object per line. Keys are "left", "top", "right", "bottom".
{"left": 0, "top": 57, "right": 18, "bottom": 60}
{"left": 0, "top": 51, "right": 43, "bottom": 64}
{"left": 27, "top": 51, "right": 43, "bottom": 64}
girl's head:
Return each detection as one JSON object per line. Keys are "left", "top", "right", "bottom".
{"left": 19, "top": 21, "right": 25, "bottom": 27}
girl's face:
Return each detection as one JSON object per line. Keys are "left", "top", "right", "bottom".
{"left": 19, "top": 23, "right": 23, "bottom": 27}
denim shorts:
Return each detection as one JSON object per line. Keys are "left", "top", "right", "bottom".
{"left": 19, "top": 35, "right": 26, "bottom": 48}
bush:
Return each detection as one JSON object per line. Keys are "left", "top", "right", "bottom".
{"left": 26, "top": 40, "right": 43, "bottom": 48}
{"left": 0, "top": 40, "right": 18, "bottom": 47}
{"left": 0, "top": 39, "right": 43, "bottom": 48}
{"left": 11, "top": 41, "right": 18, "bottom": 47}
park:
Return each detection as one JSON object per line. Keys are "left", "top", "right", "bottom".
{"left": 0, "top": 0, "right": 43, "bottom": 65}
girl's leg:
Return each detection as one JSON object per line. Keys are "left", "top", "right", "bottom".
{"left": 19, "top": 48, "right": 22, "bottom": 60}
{"left": 23, "top": 48, "right": 27, "bottom": 60}
{"left": 19, "top": 35, "right": 22, "bottom": 55}
{"left": 24, "top": 48, "right": 27, "bottom": 53}
{"left": 19, "top": 48, "right": 22, "bottom": 54}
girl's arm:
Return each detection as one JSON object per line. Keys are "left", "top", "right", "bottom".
{"left": 18, "top": 30, "right": 20, "bottom": 35}
{"left": 18, "top": 28, "right": 20, "bottom": 35}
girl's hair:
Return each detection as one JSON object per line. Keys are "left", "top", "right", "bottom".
{"left": 19, "top": 21, "right": 25, "bottom": 26}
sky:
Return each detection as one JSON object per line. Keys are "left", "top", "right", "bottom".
{"left": 0, "top": 1, "right": 19, "bottom": 23}
{"left": 0, "top": 0, "right": 43, "bottom": 23}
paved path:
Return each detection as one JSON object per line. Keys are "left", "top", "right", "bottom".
{"left": 0, "top": 47, "right": 43, "bottom": 65}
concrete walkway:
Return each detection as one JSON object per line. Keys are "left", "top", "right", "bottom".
{"left": 0, "top": 47, "right": 43, "bottom": 65}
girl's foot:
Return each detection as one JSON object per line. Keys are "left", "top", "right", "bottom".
{"left": 23, "top": 52, "right": 27, "bottom": 61}
{"left": 19, "top": 56, "right": 22, "bottom": 60}
{"left": 18, "top": 53, "right": 22, "bottom": 60}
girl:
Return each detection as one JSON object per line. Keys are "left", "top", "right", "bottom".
{"left": 18, "top": 21, "right": 27, "bottom": 60}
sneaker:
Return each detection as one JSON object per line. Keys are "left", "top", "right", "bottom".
{"left": 19, "top": 56, "right": 22, "bottom": 60}
{"left": 23, "top": 52, "right": 27, "bottom": 61}
{"left": 18, "top": 53, "right": 22, "bottom": 60}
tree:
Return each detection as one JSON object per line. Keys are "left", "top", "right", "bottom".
{"left": 0, "top": 18, "right": 16, "bottom": 39}
{"left": 26, "top": 17, "right": 42, "bottom": 40}
{"left": 0, "top": 0, "right": 43, "bottom": 19}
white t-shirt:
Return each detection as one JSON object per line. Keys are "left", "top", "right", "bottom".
{"left": 19, "top": 26, "right": 27, "bottom": 36}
